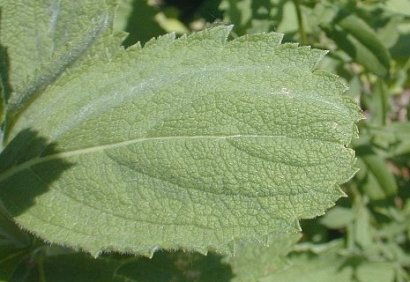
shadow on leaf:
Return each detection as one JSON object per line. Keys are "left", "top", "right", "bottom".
{"left": 0, "top": 129, "right": 73, "bottom": 216}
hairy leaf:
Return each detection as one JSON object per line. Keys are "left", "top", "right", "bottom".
{"left": 0, "top": 0, "right": 122, "bottom": 117}
{"left": 0, "top": 3, "right": 360, "bottom": 256}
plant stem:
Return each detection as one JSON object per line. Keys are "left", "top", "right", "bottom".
{"left": 293, "top": 0, "right": 306, "bottom": 44}
{"left": 38, "top": 258, "right": 46, "bottom": 282}
{"left": 376, "top": 79, "right": 388, "bottom": 126}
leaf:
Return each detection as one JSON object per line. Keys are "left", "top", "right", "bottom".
{"left": 0, "top": 0, "right": 122, "bottom": 117}
{"left": 320, "top": 206, "right": 354, "bottom": 229}
{"left": 353, "top": 202, "right": 372, "bottom": 248}
{"left": 261, "top": 244, "right": 397, "bottom": 282}
{"left": 355, "top": 145, "right": 398, "bottom": 201}
{"left": 385, "top": 0, "right": 410, "bottom": 16}
{"left": 370, "top": 122, "right": 410, "bottom": 157}
{"left": 0, "top": 4, "right": 360, "bottom": 256}
{"left": 260, "top": 243, "right": 354, "bottom": 282}
{"left": 225, "top": 234, "right": 300, "bottom": 282}
{"left": 355, "top": 261, "right": 396, "bottom": 282}
{"left": 336, "top": 14, "right": 391, "bottom": 75}
{"left": 219, "top": 0, "right": 286, "bottom": 35}
{"left": 360, "top": 154, "right": 397, "bottom": 198}
{"left": 118, "top": 0, "right": 167, "bottom": 48}
{"left": 0, "top": 239, "right": 29, "bottom": 281}
{"left": 0, "top": 207, "right": 32, "bottom": 281}
{"left": 376, "top": 16, "right": 402, "bottom": 49}
{"left": 321, "top": 13, "right": 391, "bottom": 77}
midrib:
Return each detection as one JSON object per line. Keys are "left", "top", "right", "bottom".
{"left": 0, "top": 134, "right": 275, "bottom": 183}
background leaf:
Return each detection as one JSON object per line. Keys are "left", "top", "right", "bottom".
{"left": 0, "top": 207, "right": 32, "bottom": 282}
{"left": 224, "top": 234, "right": 300, "bottom": 282}
{"left": 261, "top": 242, "right": 396, "bottom": 282}
{"left": 335, "top": 14, "right": 391, "bottom": 75}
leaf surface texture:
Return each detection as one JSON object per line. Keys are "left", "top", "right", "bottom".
{"left": 0, "top": 1, "right": 360, "bottom": 256}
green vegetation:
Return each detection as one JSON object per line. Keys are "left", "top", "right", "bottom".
{"left": 0, "top": 0, "right": 409, "bottom": 281}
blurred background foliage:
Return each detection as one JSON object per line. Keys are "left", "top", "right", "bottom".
{"left": 1, "top": 0, "right": 410, "bottom": 281}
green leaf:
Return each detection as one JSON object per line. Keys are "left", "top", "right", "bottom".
{"left": 355, "top": 145, "right": 398, "bottom": 201}
{"left": 377, "top": 16, "right": 402, "bottom": 49}
{"left": 0, "top": 207, "right": 32, "bottom": 281}
{"left": 355, "top": 261, "right": 396, "bottom": 282}
{"left": 385, "top": 0, "right": 410, "bottom": 16}
{"left": 219, "top": 0, "right": 286, "bottom": 35}
{"left": 321, "top": 14, "right": 391, "bottom": 77}
{"left": 0, "top": 0, "right": 122, "bottom": 117}
{"left": 225, "top": 234, "right": 300, "bottom": 282}
{"left": 336, "top": 15, "right": 391, "bottom": 74}
{"left": 320, "top": 206, "right": 354, "bottom": 229}
{"left": 369, "top": 122, "right": 410, "bottom": 157}
{"left": 353, "top": 202, "right": 372, "bottom": 248}
{"left": 118, "top": 0, "right": 168, "bottom": 48}
{"left": 261, "top": 242, "right": 396, "bottom": 282}
{"left": 0, "top": 5, "right": 360, "bottom": 256}
{"left": 0, "top": 249, "right": 29, "bottom": 281}
{"left": 362, "top": 154, "right": 397, "bottom": 198}
{"left": 260, "top": 243, "right": 353, "bottom": 282}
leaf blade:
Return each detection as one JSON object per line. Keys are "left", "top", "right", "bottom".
{"left": 0, "top": 26, "right": 360, "bottom": 256}
{"left": 0, "top": 0, "right": 120, "bottom": 118}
